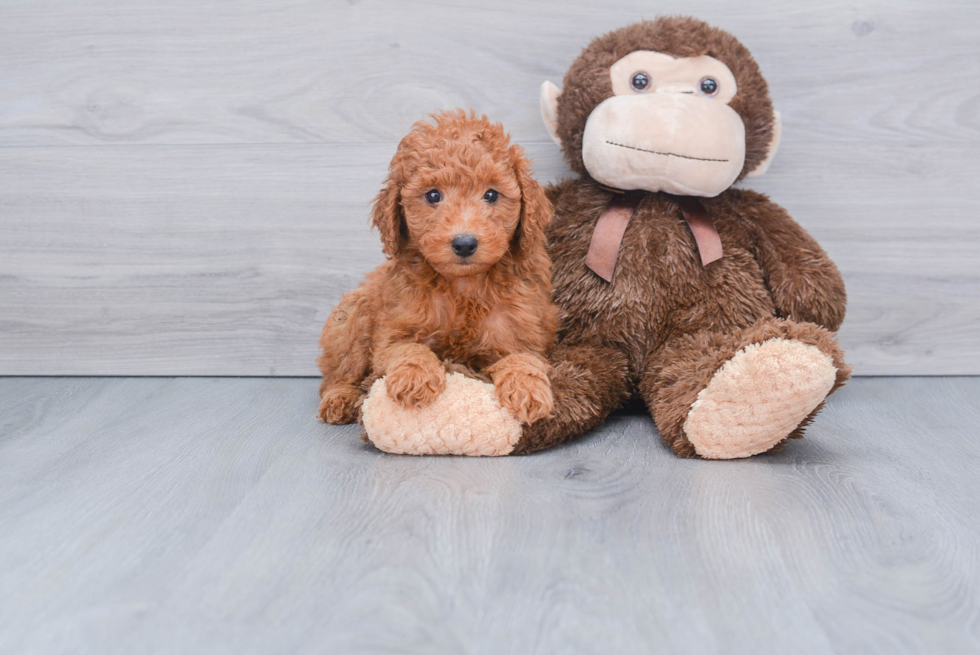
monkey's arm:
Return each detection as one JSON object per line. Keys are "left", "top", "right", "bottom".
{"left": 733, "top": 190, "right": 847, "bottom": 332}
{"left": 544, "top": 179, "right": 578, "bottom": 214}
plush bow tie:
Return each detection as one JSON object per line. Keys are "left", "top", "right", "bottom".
{"left": 585, "top": 188, "right": 724, "bottom": 283}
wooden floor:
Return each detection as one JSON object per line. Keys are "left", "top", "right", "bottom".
{"left": 1, "top": 377, "right": 979, "bottom": 654}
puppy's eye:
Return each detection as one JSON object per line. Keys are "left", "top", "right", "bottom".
{"left": 699, "top": 77, "right": 719, "bottom": 96}
{"left": 483, "top": 189, "right": 499, "bottom": 203}
{"left": 424, "top": 189, "right": 442, "bottom": 205}
{"left": 630, "top": 71, "right": 651, "bottom": 92}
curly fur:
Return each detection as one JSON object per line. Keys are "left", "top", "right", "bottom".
{"left": 317, "top": 110, "right": 558, "bottom": 426}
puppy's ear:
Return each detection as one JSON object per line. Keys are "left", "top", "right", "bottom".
{"left": 509, "top": 145, "right": 552, "bottom": 258}
{"left": 371, "top": 177, "right": 405, "bottom": 258}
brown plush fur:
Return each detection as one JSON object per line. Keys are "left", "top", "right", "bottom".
{"left": 317, "top": 111, "right": 558, "bottom": 426}
{"left": 517, "top": 18, "right": 850, "bottom": 456}
{"left": 642, "top": 318, "right": 849, "bottom": 457}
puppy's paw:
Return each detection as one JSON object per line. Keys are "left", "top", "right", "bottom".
{"left": 385, "top": 358, "right": 447, "bottom": 409}
{"left": 494, "top": 367, "right": 554, "bottom": 425}
{"left": 318, "top": 384, "right": 362, "bottom": 424}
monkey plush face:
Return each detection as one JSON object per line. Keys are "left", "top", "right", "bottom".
{"left": 541, "top": 18, "right": 782, "bottom": 197}
{"left": 582, "top": 52, "right": 745, "bottom": 196}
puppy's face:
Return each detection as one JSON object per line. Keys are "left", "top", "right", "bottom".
{"left": 399, "top": 140, "right": 523, "bottom": 278}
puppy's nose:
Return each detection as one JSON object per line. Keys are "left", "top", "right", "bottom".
{"left": 451, "top": 235, "right": 479, "bottom": 258}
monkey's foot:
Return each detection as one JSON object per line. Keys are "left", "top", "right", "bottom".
{"left": 683, "top": 338, "right": 837, "bottom": 459}
{"left": 361, "top": 373, "right": 523, "bottom": 456}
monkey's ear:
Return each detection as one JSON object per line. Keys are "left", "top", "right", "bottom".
{"left": 371, "top": 178, "right": 404, "bottom": 258}
{"left": 510, "top": 146, "right": 552, "bottom": 259}
{"left": 540, "top": 81, "right": 562, "bottom": 148}
{"left": 746, "top": 110, "right": 782, "bottom": 178}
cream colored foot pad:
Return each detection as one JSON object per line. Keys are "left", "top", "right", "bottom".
{"left": 361, "top": 372, "right": 522, "bottom": 456}
{"left": 684, "top": 338, "right": 837, "bottom": 459}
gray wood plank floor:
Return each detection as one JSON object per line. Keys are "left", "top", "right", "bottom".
{"left": 1, "top": 377, "right": 979, "bottom": 654}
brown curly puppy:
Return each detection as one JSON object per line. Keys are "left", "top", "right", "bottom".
{"left": 317, "top": 110, "right": 557, "bottom": 427}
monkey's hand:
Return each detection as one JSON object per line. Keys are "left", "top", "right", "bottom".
{"left": 737, "top": 190, "right": 847, "bottom": 331}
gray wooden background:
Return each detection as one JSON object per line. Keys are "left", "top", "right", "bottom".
{"left": 1, "top": 1, "right": 977, "bottom": 376}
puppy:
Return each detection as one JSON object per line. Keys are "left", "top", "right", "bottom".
{"left": 317, "top": 110, "right": 557, "bottom": 426}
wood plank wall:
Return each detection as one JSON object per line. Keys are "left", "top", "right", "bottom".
{"left": 1, "top": 1, "right": 978, "bottom": 376}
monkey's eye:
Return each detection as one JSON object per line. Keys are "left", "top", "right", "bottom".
{"left": 630, "top": 71, "right": 651, "bottom": 92}
{"left": 424, "top": 189, "right": 442, "bottom": 205}
{"left": 483, "top": 189, "right": 499, "bottom": 203}
{"left": 699, "top": 77, "right": 719, "bottom": 97}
